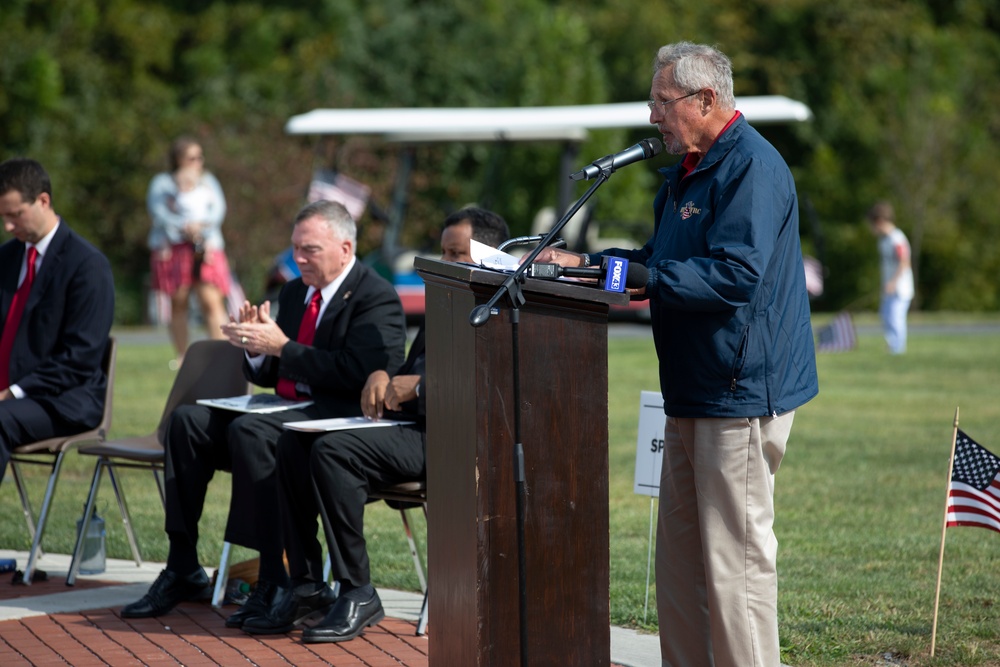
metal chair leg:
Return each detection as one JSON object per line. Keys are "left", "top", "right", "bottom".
{"left": 23, "top": 451, "right": 67, "bottom": 586}
{"left": 153, "top": 468, "right": 165, "bottom": 506}
{"left": 322, "top": 551, "right": 333, "bottom": 584}
{"left": 67, "top": 460, "right": 105, "bottom": 586}
{"left": 399, "top": 508, "right": 427, "bottom": 593}
{"left": 106, "top": 462, "right": 143, "bottom": 566}
{"left": 417, "top": 588, "right": 429, "bottom": 636}
{"left": 401, "top": 502, "right": 428, "bottom": 635}
{"left": 10, "top": 461, "right": 38, "bottom": 548}
{"left": 212, "top": 541, "right": 232, "bottom": 608}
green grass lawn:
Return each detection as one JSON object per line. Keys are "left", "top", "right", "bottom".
{"left": 774, "top": 314, "right": 1000, "bottom": 666}
{"left": 611, "top": 312, "right": 1000, "bottom": 666}
{"left": 3, "top": 313, "right": 1000, "bottom": 666}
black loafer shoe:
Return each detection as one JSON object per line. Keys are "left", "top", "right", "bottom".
{"left": 225, "top": 579, "right": 279, "bottom": 628}
{"left": 120, "top": 568, "right": 211, "bottom": 618}
{"left": 242, "top": 582, "right": 337, "bottom": 635}
{"left": 302, "top": 591, "right": 384, "bottom": 644}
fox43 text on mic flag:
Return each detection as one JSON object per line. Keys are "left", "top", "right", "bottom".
{"left": 603, "top": 257, "right": 630, "bottom": 293}
{"left": 945, "top": 429, "right": 1000, "bottom": 534}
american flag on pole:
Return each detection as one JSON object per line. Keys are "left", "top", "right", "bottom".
{"left": 815, "top": 310, "right": 856, "bottom": 353}
{"left": 946, "top": 429, "right": 1000, "bottom": 534}
{"left": 307, "top": 169, "right": 371, "bottom": 222}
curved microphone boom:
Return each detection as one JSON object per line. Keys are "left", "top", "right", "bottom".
{"left": 570, "top": 137, "right": 663, "bottom": 181}
{"left": 497, "top": 235, "right": 568, "bottom": 253}
{"left": 470, "top": 158, "right": 616, "bottom": 328}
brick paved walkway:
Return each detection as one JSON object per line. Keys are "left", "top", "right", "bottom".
{"left": 0, "top": 552, "right": 650, "bottom": 666}
{"left": 0, "top": 599, "right": 428, "bottom": 667}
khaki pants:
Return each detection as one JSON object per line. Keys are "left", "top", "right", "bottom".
{"left": 656, "top": 412, "right": 795, "bottom": 667}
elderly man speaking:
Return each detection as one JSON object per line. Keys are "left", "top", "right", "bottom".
{"left": 531, "top": 42, "right": 818, "bottom": 667}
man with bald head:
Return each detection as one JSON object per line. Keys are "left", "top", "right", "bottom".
{"left": 531, "top": 43, "right": 818, "bottom": 666}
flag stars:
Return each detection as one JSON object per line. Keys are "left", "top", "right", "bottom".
{"left": 952, "top": 431, "right": 1000, "bottom": 490}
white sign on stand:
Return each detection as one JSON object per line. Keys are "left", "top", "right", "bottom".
{"left": 633, "top": 390, "right": 667, "bottom": 623}
{"left": 633, "top": 390, "right": 666, "bottom": 497}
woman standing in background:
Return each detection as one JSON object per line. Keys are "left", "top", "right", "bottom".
{"left": 147, "top": 136, "right": 231, "bottom": 367}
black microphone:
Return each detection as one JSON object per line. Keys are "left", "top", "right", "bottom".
{"left": 528, "top": 256, "right": 649, "bottom": 291}
{"left": 570, "top": 138, "right": 663, "bottom": 181}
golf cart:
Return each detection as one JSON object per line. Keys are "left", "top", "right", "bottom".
{"left": 279, "top": 97, "right": 813, "bottom": 320}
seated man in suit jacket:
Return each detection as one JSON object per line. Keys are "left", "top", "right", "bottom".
{"left": 122, "top": 200, "right": 407, "bottom": 621}
{"left": 0, "top": 158, "right": 114, "bottom": 476}
{"left": 241, "top": 207, "right": 509, "bottom": 639}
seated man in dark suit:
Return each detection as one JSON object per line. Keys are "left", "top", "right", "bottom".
{"left": 122, "top": 200, "right": 407, "bottom": 621}
{"left": 241, "top": 207, "right": 509, "bottom": 639}
{"left": 0, "top": 158, "right": 114, "bottom": 476}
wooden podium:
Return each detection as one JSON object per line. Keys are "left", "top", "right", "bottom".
{"left": 415, "top": 257, "right": 627, "bottom": 666}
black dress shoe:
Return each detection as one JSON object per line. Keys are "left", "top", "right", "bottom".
{"left": 120, "top": 568, "right": 211, "bottom": 618}
{"left": 302, "top": 591, "right": 385, "bottom": 644}
{"left": 242, "top": 582, "right": 337, "bottom": 635}
{"left": 225, "top": 579, "right": 279, "bottom": 628}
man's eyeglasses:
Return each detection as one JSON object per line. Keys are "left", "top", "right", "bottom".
{"left": 647, "top": 90, "right": 700, "bottom": 112}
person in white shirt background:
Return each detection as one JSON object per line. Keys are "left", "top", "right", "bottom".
{"left": 867, "top": 200, "right": 915, "bottom": 355}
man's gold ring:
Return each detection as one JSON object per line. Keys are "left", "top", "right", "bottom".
{"left": 241, "top": 336, "right": 248, "bottom": 345}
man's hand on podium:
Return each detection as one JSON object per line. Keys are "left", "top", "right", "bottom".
{"left": 522, "top": 246, "right": 587, "bottom": 268}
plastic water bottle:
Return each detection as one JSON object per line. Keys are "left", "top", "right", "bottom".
{"left": 75, "top": 507, "right": 107, "bottom": 575}
{"left": 225, "top": 578, "right": 251, "bottom": 605}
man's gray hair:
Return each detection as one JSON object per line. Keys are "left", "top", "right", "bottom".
{"left": 654, "top": 42, "right": 735, "bottom": 111}
{"left": 295, "top": 199, "right": 357, "bottom": 245}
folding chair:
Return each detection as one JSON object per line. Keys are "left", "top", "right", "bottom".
{"left": 368, "top": 480, "right": 428, "bottom": 636}
{"left": 8, "top": 337, "right": 117, "bottom": 586}
{"left": 212, "top": 480, "right": 429, "bottom": 638}
{"left": 67, "top": 339, "right": 251, "bottom": 585}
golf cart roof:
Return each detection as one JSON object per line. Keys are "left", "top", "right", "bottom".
{"left": 284, "top": 96, "right": 812, "bottom": 142}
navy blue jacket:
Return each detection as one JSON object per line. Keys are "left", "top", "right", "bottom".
{"left": 0, "top": 221, "right": 114, "bottom": 426}
{"left": 600, "top": 115, "right": 818, "bottom": 418}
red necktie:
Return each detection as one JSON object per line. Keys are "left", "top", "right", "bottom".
{"left": 276, "top": 290, "right": 322, "bottom": 399}
{"left": 0, "top": 246, "right": 39, "bottom": 389}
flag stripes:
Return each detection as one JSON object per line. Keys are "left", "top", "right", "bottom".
{"left": 816, "top": 310, "right": 856, "bottom": 353}
{"left": 945, "top": 430, "right": 1000, "bottom": 534}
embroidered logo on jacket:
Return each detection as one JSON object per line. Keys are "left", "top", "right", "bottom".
{"left": 679, "top": 201, "right": 702, "bottom": 220}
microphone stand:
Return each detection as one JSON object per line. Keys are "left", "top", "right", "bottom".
{"left": 469, "top": 169, "right": 611, "bottom": 667}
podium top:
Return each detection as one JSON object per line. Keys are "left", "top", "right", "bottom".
{"left": 415, "top": 256, "right": 630, "bottom": 309}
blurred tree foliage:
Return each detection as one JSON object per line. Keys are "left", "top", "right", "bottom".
{"left": 1, "top": 0, "right": 999, "bottom": 322}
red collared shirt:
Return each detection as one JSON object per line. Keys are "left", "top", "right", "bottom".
{"left": 679, "top": 111, "right": 742, "bottom": 179}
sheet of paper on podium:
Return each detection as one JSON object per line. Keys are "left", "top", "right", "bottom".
{"left": 634, "top": 390, "right": 665, "bottom": 497}
{"left": 197, "top": 394, "right": 314, "bottom": 414}
{"left": 470, "top": 238, "right": 519, "bottom": 271}
{"left": 282, "top": 416, "right": 415, "bottom": 432}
